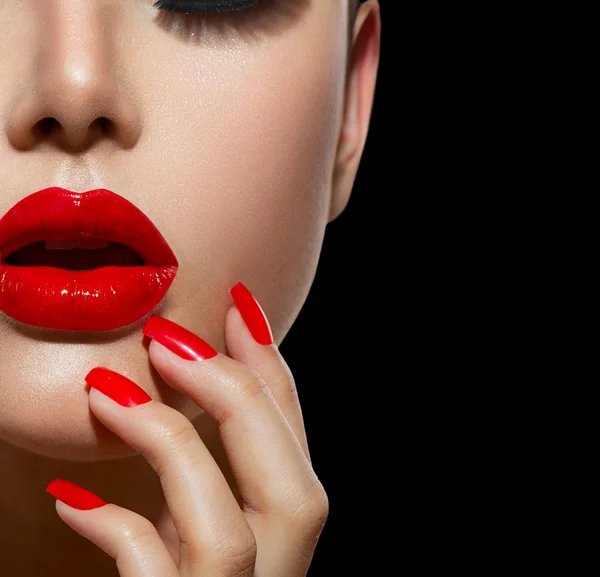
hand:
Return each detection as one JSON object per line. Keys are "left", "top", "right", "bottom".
{"left": 46, "top": 282, "right": 329, "bottom": 577}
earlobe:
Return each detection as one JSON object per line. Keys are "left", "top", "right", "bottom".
{"left": 329, "top": 0, "right": 381, "bottom": 223}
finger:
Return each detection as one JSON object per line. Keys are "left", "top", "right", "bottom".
{"left": 225, "top": 282, "right": 311, "bottom": 462}
{"left": 142, "top": 316, "right": 326, "bottom": 523}
{"left": 85, "top": 368, "right": 257, "bottom": 576}
{"left": 46, "top": 479, "right": 179, "bottom": 577}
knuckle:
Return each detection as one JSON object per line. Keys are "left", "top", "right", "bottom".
{"left": 234, "top": 370, "right": 269, "bottom": 404}
{"left": 304, "top": 480, "right": 330, "bottom": 523}
{"left": 288, "top": 479, "right": 330, "bottom": 533}
{"left": 143, "top": 417, "right": 198, "bottom": 476}
{"left": 215, "top": 529, "right": 258, "bottom": 577}
{"left": 158, "top": 417, "right": 198, "bottom": 453}
{"left": 115, "top": 515, "right": 160, "bottom": 552}
{"left": 262, "top": 350, "right": 300, "bottom": 400}
{"left": 280, "top": 363, "right": 299, "bottom": 397}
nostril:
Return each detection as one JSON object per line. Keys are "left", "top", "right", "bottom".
{"left": 95, "top": 117, "right": 113, "bottom": 136}
{"left": 33, "top": 117, "right": 112, "bottom": 139}
{"left": 36, "top": 117, "right": 58, "bottom": 136}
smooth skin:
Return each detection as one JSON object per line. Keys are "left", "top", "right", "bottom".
{"left": 0, "top": 1, "right": 380, "bottom": 575}
{"left": 64, "top": 304, "right": 326, "bottom": 576}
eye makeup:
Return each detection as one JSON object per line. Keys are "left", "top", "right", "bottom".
{"left": 153, "top": 0, "right": 256, "bottom": 14}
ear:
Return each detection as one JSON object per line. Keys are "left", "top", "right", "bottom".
{"left": 329, "top": 0, "right": 381, "bottom": 223}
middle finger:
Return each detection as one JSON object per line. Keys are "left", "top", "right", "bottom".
{"left": 141, "top": 318, "right": 323, "bottom": 519}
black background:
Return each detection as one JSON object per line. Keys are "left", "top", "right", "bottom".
{"left": 279, "top": 3, "right": 388, "bottom": 575}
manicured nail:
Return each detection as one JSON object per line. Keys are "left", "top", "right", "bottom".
{"left": 85, "top": 367, "right": 152, "bottom": 408}
{"left": 142, "top": 316, "right": 218, "bottom": 361}
{"left": 230, "top": 282, "right": 274, "bottom": 345}
{"left": 46, "top": 479, "right": 107, "bottom": 510}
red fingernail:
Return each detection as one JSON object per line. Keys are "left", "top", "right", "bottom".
{"left": 85, "top": 367, "right": 152, "bottom": 407}
{"left": 230, "top": 282, "right": 274, "bottom": 345}
{"left": 46, "top": 479, "right": 107, "bottom": 510}
{"left": 142, "top": 316, "right": 218, "bottom": 361}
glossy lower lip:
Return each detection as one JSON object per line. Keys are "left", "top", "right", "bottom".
{"left": 0, "top": 187, "right": 179, "bottom": 331}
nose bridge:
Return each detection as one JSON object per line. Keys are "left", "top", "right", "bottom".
{"left": 5, "top": 0, "right": 140, "bottom": 151}
{"left": 39, "top": 1, "right": 113, "bottom": 126}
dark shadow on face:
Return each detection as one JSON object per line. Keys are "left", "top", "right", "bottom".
{"left": 153, "top": 0, "right": 311, "bottom": 45}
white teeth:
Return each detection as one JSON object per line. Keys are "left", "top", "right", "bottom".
{"left": 44, "top": 239, "right": 111, "bottom": 250}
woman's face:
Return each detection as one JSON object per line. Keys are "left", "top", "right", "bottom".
{"left": 0, "top": 0, "right": 357, "bottom": 461}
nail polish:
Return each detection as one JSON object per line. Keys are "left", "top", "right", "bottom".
{"left": 230, "top": 282, "right": 274, "bottom": 345}
{"left": 142, "top": 316, "right": 218, "bottom": 361}
{"left": 85, "top": 367, "right": 152, "bottom": 407}
{"left": 46, "top": 479, "right": 107, "bottom": 510}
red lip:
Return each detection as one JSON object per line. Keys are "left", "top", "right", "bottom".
{"left": 0, "top": 187, "right": 179, "bottom": 331}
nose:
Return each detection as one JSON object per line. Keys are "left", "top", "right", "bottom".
{"left": 4, "top": 2, "right": 141, "bottom": 152}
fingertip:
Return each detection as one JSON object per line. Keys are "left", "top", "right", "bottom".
{"left": 147, "top": 336, "right": 179, "bottom": 367}
{"left": 225, "top": 303, "right": 245, "bottom": 336}
{"left": 143, "top": 316, "right": 218, "bottom": 362}
{"left": 229, "top": 282, "right": 274, "bottom": 346}
{"left": 225, "top": 304, "right": 280, "bottom": 373}
{"left": 224, "top": 304, "right": 254, "bottom": 360}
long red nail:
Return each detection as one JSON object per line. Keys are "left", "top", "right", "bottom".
{"left": 230, "top": 282, "right": 274, "bottom": 345}
{"left": 142, "top": 316, "right": 218, "bottom": 361}
{"left": 85, "top": 367, "right": 152, "bottom": 407}
{"left": 46, "top": 479, "right": 107, "bottom": 510}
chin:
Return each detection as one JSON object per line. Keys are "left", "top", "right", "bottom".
{"left": 0, "top": 382, "right": 203, "bottom": 462}
{"left": 1, "top": 423, "right": 138, "bottom": 462}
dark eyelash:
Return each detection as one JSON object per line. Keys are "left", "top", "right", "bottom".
{"left": 153, "top": 0, "right": 256, "bottom": 14}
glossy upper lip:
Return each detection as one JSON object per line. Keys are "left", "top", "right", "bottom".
{"left": 0, "top": 187, "right": 178, "bottom": 267}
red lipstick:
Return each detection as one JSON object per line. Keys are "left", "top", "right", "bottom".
{"left": 0, "top": 187, "right": 178, "bottom": 331}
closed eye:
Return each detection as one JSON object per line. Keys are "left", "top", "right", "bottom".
{"left": 153, "top": 0, "right": 256, "bottom": 14}
{"left": 152, "top": 0, "right": 305, "bottom": 41}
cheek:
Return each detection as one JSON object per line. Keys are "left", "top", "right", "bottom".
{"left": 0, "top": 9, "right": 349, "bottom": 458}
{"left": 147, "top": 37, "right": 346, "bottom": 342}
